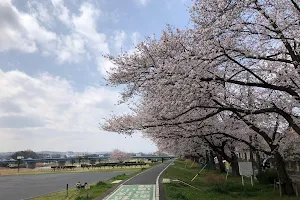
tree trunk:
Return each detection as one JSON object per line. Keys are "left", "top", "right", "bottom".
{"left": 249, "top": 143, "right": 254, "bottom": 176}
{"left": 231, "top": 152, "right": 240, "bottom": 176}
{"left": 205, "top": 150, "right": 209, "bottom": 165}
{"left": 274, "top": 152, "right": 295, "bottom": 196}
{"left": 209, "top": 150, "right": 216, "bottom": 170}
{"left": 256, "top": 152, "right": 262, "bottom": 173}
{"left": 218, "top": 155, "right": 226, "bottom": 173}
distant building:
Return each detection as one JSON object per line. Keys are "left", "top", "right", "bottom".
{"left": 66, "top": 151, "right": 75, "bottom": 158}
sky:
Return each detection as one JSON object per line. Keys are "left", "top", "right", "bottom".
{"left": 0, "top": 0, "right": 192, "bottom": 153}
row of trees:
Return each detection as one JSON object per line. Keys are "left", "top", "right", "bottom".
{"left": 102, "top": 0, "right": 300, "bottom": 196}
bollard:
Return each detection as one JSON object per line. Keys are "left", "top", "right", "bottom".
{"left": 66, "top": 184, "right": 68, "bottom": 197}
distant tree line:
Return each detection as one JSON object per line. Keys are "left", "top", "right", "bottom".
{"left": 9, "top": 150, "right": 40, "bottom": 159}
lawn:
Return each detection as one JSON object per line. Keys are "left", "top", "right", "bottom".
{"left": 33, "top": 170, "right": 142, "bottom": 200}
{"left": 163, "top": 160, "right": 299, "bottom": 200}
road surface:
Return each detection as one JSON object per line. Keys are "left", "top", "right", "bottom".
{"left": 105, "top": 160, "right": 173, "bottom": 200}
{"left": 0, "top": 171, "right": 133, "bottom": 200}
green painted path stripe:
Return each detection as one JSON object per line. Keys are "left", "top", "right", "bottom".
{"left": 107, "top": 184, "right": 155, "bottom": 200}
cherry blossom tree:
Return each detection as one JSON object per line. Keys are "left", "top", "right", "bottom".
{"left": 110, "top": 149, "right": 130, "bottom": 163}
{"left": 102, "top": 0, "right": 300, "bottom": 195}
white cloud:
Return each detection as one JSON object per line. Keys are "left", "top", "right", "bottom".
{"left": 56, "top": 34, "right": 85, "bottom": 63}
{"left": 27, "top": 1, "right": 54, "bottom": 26}
{"left": 131, "top": 32, "right": 141, "bottom": 46}
{"left": 0, "top": 0, "right": 109, "bottom": 65}
{"left": 51, "top": 0, "right": 71, "bottom": 26}
{"left": 0, "top": 0, "right": 56, "bottom": 53}
{"left": 53, "top": 2, "right": 110, "bottom": 64}
{"left": 135, "top": 0, "right": 149, "bottom": 6}
{"left": 0, "top": 69, "right": 157, "bottom": 152}
{"left": 72, "top": 2, "right": 109, "bottom": 54}
{"left": 96, "top": 57, "right": 116, "bottom": 77}
{"left": 113, "top": 30, "right": 127, "bottom": 52}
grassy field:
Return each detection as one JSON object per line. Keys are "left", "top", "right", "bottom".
{"left": 0, "top": 164, "right": 152, "bottom": 176}
{"left": 163, "top": 160, "right": 299, "bottom": 200}
{"left": 33, "top": 170, "right": 142, "bottom": 200}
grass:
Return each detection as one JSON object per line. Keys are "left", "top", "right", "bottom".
{"left": 163, "top": 160, "right": 299, "bottom": 200}
{"left": 33, "top": 170, "right": 142, "bottom": 200}
{"left": 33, "top": 182, "right": 112, "bottom": 200}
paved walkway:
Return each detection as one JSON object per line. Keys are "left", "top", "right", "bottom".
{"left": 124, "top": 160, "right": 172, "bottom": 185}
{"left": 104, "top": 160, "right": 173, "bottom": 200}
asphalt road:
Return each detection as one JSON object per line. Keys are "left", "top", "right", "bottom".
{"left": 0, "top": 171, "right": 133, "bottom": 200}
{"left": 124, "top": 160, "right": 172, "bottom": 185}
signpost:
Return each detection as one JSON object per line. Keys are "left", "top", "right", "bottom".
{"left": 238, "top": 162, "right": 254, "bottom": 186}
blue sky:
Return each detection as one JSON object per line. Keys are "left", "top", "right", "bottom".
{"left": 0, "top": 0, "right": 191, "bottom": 152}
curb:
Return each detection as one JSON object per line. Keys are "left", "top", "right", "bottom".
{"left": 155, "top": 160, "right": 174, "bottom": 200}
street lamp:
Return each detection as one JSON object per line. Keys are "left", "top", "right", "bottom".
{"left": 17, "top": 156, "right": 24, "bottom": 173}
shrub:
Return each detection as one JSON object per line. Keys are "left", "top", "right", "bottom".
{"left": 256, "top": 169, "right": 278, "bottom": 184}
{"left": 96, "top": 181, "right": 107, "bottom": 186}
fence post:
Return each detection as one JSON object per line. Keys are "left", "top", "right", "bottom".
{"left": 279, "top": 180, "right": 282, "bottom": 197}
{"left": 241, "top": 176, "right": 244, "bottom": 186}
{"left": 293, "top": 182, "right": 299, "bottom": 197}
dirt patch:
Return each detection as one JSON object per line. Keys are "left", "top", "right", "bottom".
{"left": 204, "top": 173, "right": 226, "bottom": 184}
